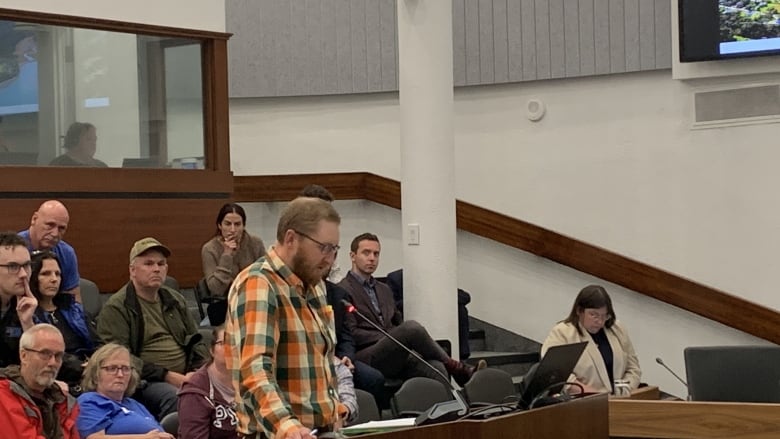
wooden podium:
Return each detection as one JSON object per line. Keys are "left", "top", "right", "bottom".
{"left": 610, "top": 396, "right": 780, "bottom": 438}
{"left": 360, "top": 393, "right": 608, "bottom": 439}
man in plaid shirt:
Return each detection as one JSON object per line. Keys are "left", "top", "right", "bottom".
{"left": 225, "top": 197, "right": 344, "bottom": 439}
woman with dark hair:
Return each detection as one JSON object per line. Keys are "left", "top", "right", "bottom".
{"left": 30, "top": 250, "right": 98, "bottom": 394}
{"left": 50, "top": 122, "right": 108, "bottom": 167}
{"left": 177, "top": 326, "right": 237, "bottom": 439}
{"left": 201, "top": 203, "right": 265, "bottom": 298}
{"left": 541, "top": 284, "right": 641, "bottom": 394}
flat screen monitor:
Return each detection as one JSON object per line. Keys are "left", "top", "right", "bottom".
{"left": 679, "top": 1, "right": 780, "bottom": 62}
{"left": 685, "top": 345, "right": 780, "bottom": 403}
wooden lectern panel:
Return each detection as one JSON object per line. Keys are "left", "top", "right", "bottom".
{"left": 362, "top": 393, "right": 608, "bottom": 439}
{"left": 610, "top": 399, "right": 780, "bottom": 439}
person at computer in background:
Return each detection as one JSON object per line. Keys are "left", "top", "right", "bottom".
{"left": 49, "top": 122, "right": 108, "bottom": 167}
{"left": 19, "top": 200, "right": 82, "bottom": 303}
{"left": 541, "top": 284, "right": 641, "bottom": 394}
{"left": 201, "top": 203, "right": 266, "bottom": 298}
{"left": 30, "top": 250, "right": 97, "bottom": 395}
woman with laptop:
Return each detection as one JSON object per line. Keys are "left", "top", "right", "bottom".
{"left": 541, "top": 284, "right": 641, "bottom": 394}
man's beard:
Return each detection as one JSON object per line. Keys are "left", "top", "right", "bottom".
{"left": 290, "top": 252, "right": 323, "bottom": 287}
{"left": 34, "top": 369, "right": 57, "bottom": 388}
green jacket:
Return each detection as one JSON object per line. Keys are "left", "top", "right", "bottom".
{"left": 97, "top": 282, "right": 209, "bottom": 382}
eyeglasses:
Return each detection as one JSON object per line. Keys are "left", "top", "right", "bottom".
{"left": 23, "top": 348, "right": 64, "bottom": 362}
{"left": 100, "top": 365, "right": 134, "bottom": 375}
{"left": 586, "top": 310, "right": 612, "bottom": 321}
{"left": 0, "top": 261, "right": 31, "bottom": 274}
{"left": 294, "top": 230, "right": 340, "bottom": 256}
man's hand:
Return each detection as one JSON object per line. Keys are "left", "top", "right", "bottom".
{"left": 16, "top": 280, "right": 38, "bottom": 330}
{"left": 164, "top": 371, "right": 188, "bottom": 388}
{"left": 280, "top": 427, "right": 318, "bottom": 439}
{"left": 341, "top": 356, "right": 354, "bottom": 371}
{"left": 54, "top": 380, "right": 69, "bottom": 395}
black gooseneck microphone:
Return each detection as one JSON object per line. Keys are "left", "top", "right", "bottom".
{"left": 655, "top": 357, "right": 691, "bottom": 400}
{"left": 341, "top": 299, "right": 470, "bottom": 425}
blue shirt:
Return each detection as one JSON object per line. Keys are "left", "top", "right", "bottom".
{"left": 77, "top": 392, "right": 163, "bottom": 437}
{"left": 18, "top": 229, "right": 80, "bottom": 291}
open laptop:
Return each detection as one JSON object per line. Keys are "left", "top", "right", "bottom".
{"left": 518, "top": 341, "right": 588, "bottom": 408}
{"left": 685, "top": 345, "right": 780, "bottom": 403}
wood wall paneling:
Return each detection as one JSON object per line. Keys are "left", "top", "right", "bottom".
{"left": 0, "top": 198, "right": 223, "bottom": 292}
{"left": 231, "top": 173, "right": 780, "bottom": 345}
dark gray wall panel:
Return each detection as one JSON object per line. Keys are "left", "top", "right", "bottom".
{"left": 227, "top": 0, "right": 673, "bottom": 97}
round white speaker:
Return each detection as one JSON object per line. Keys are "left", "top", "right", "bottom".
{"left": 526, "top": 99, "right": 546, "bottom": 122}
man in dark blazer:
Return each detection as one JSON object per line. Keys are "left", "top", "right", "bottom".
{"left": 338, "top": 233, "right": 484, "bottom": 386}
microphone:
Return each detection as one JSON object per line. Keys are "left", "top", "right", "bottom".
{"left": 655, "top": 357, "right": 690, "bottom": 400}
{"left": 341, "top": 299, "right": 470, "bottom": 425}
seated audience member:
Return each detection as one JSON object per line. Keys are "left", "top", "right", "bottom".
{"left": 299, "top": 184, "right": 345, "bottom": 283}
{"left": 0, "top": 323, "right": 79, "bottom": 439}
{"left": 77, "top": 343, "right": 173, "bottom": 439}
{"left": 202, "top": 203, "right": 266, "bottom": 298}
{"left": 339, "top": 233, "right": 485, "bottom": 386}
{"left": 30, "top": 250, "right": 98, "bottom": 395}
{"left": 325, "top": 272, "right": 386, "bottom": 408}
{"left": 0, "top": 232, "right": 38, "bottom": 367}
{"left": 19, "top": 200, "right": 82, "bottom": 303}
{"left": 542, "top": 284, "right": 642, "bottom": 394}
{"left": 97, "top": 237, "right": 209, "bottom": 420}
{"left": 49, "top": 122, "right": 108, "bottom": 167}
{"left": 386, "top": 268, "right": 473, "bottom": 360}
{"left": 178, "top": 326, "right": 237, "bottom": 439}
{"left": 201, "top": 203, "right": 265, "bottom": 326}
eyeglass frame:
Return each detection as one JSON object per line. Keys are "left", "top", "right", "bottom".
{"left": 23, "top": 347, "right": 65, "bottom": 362}
{"left": 293, "top": 230, "right": 340, "bottom": 256}
{"left": 584, "top": 309, "right": 612, "bottom": 321}
{"left": 0, "top": 261, "right": 32, "bottom": 274}
{"left": 100, "top": 365, "right": 135, "bottom": 375}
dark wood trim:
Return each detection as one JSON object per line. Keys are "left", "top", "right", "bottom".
{"left": 0, "top": 8, "right": 230, "bottom": 40}
{"left": 204, "top": 39, "right": 231, "bottom": 172}
{"left": 0, "top": 167, "right": 233, "bottom": 194}
{"left": 233, "top": 173, "right": 780, "bottom": 345}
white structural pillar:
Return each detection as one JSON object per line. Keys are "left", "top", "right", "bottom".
{"left": 397, "top": 0, "right": 459, "bottom": 357}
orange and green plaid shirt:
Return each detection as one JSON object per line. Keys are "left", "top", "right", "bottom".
{"left": 225, "top": 247, "right": 339, "bottom": 438}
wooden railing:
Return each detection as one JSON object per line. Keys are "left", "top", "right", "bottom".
{"left": 234, "top": 172, "right": 780, "bottom": 345}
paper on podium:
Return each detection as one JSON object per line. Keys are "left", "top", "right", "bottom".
{"left": 340, "top": 418, "right": 416, "bottom": 436}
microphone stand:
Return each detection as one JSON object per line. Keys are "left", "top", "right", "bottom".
{"left": 655, "top": 357, "right": 691, "bottom": 401}
{"left": 342, "top": 300, "right": 470, "bottom": 425}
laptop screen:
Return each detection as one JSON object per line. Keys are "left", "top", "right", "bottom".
{"left": 520, "top": 341, "right": 588, "bottom": 408}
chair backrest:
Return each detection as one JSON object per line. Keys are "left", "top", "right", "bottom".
{"left": 354, "top": 388, "right": 381, "bottom": 424}
{"left": 390, "top": 377, "right": 452, "bottom": 418}
{"left": 685, "top": 345, "right": 780, "bottom": 403}
{"left": 463, "top": 367, "right": 516, "bottom": 405}
{"left": 160, "top": 411, "right": 179, "bottom": 436}
{"left": 79, "top": 278, "right": 102, "bottom": 317}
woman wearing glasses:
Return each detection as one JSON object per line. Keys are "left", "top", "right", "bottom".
{"left": 30, "top": 250, "right": 98, "bottom": 395}
{"left": 541, "top": 284, "right": 641, "bottom": 394}
{"left": 177, "top": 326, "right": 237, "bottom": 439}
{"left": 77, "top": 343, "right": 173, "bottom": 439}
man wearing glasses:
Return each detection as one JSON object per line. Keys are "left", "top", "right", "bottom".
{"left": 0, "top": 323, "right": 80, "bottom": 438}
{"left": 0, "top": 231, "right": 38, "bottom": 367}
{"left": 225, "top": 197, "right": 344, "bottom": 439}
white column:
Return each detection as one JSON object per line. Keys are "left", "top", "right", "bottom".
{"left": 397, "top": 0, "right": 459, "bottom": 357}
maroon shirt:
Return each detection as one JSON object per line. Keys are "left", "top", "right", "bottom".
{"left": 177, "top": 365, "right": 238, "bottom": 439}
